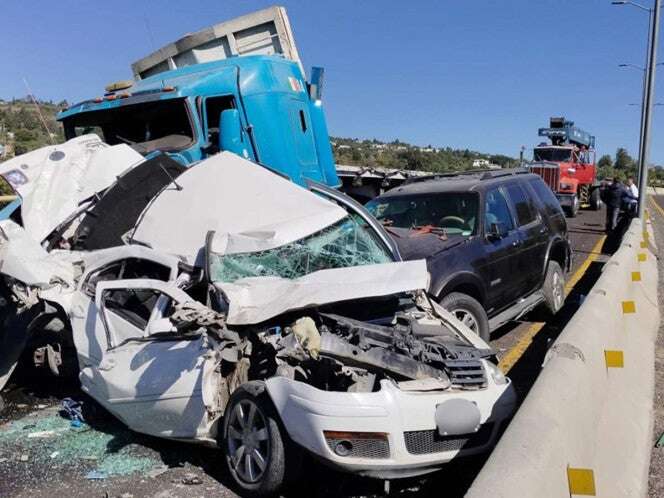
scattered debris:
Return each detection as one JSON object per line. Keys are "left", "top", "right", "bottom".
{"left": 181, "top": 473, "right": 203, "bottom": 485}
{"left": 19, "top": 453, "right": 29, "bottom": 462}
{"left": 27, "top": 429, "right": 60, "bottom": 438}
{"left": 60, "top": 397, "right": 85, "bottom": 425}
{"left": 50, "top": 451, "right": 59, "bottom": 459}
{"left": 656, "top": 432, "right": 664, "bottom": 448}
{"left": 85, "top": 470, "right": 107, "bottom": 480}
{"left": 146, "top": 464, "right": 169, "bottom": 479}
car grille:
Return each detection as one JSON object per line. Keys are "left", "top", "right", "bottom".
{"left": 404, "top": 423, "right": 495, "bottom": 455}
{"left": 530, "top": 163, "right": 560, "bottom": 191}
{"left": 325, "top": 436, "right": 390, "bottom": 459}
{"left": 444, "top": 359, "right": 487, "bottom": 389}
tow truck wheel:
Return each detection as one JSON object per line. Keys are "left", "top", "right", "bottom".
{"left": 565, "top": 195, "right": 579, "bottom": 218}
{"left": 222, "top": 382, "right": 288, "bottom": 497}
{"left": 589, "top": 187, "right": 602, "bottom": 211}
{"left": 439, "top": 292, "right": 490, "bottom": 342}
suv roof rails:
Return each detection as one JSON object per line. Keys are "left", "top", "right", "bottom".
{"left": 403, "top": 167, "right": 530, "bottom": 185}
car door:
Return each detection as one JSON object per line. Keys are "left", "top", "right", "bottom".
{"left": 479, "top": 186, "right": 522, "bottom": 313}
{"left": 90, "top": 279, "right": 210, "bottom": 439}
{"left": 504, "top": 181, "right": 548, "bottom": 294}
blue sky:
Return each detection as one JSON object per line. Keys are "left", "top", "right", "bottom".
{"left": 1, "top": 0, "right": 662, "bottom": 162}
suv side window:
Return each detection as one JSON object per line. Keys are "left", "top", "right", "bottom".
{"left": 528, "top": 177, "right": 563, "bottom": 216}
{"left": 103, "top": 288, "right": 160, "bottom": 331}
{"left": 484, "top": 188, "right": 514, "bottom": 234}
{"left": 505, "top": 183, "right": 538, "bottom": 226}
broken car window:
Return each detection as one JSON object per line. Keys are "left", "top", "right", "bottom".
{"left": 83, "top": 258, "right": 171, "bottom": 297}
{"left": 366, "top": 193, "right": 479, "bottom": 236}
{"left": 210, "top": 214, "right": 392, "bottom": 283}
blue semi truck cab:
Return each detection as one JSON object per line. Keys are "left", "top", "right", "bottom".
{"left": 57, "top": 6, "right": 340, "bottom": 188}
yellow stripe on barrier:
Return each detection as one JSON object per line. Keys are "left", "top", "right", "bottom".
{"left": 641, "top": 241, "right": 648, "bottom": 248}
{"left": 650, "top": 196, "right": 664, "bottom": 217}
{"left": 622, "top": 301, "right": 636, "bottom": 314}
{"left": 638, "top": 253, "right": 647, "bottom": 262}
{"left": 632, "top": 271, "right": 642, "bottom": 282}
{"left": 567, "top": 467, "right": 596, "bottom": 496}
{"left": 604, "top": 350, "right": 624, "bottom": 368}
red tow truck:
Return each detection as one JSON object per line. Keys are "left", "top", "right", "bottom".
{"left": 529, "top": 117, "right": 601, "bottom": 217}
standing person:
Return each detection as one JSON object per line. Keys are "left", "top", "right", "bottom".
{"left": 624, "top": 176, "right": 639, "bottom": 216}
{"left": 602, "top": 178, "right": 624, "bottom": 232}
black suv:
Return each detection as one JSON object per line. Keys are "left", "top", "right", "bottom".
{"left": 365, "top": 169, "right": 571, "bottom": 341}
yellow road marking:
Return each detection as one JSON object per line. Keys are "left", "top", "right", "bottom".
{"left": 650, "top": 195, "right": 664, "bottom": 217}
{"left": 622, "top": 300, "right": 636, "bottom": 314}
{"left": 498, "top": 234, "right": 607, "bottom": 373}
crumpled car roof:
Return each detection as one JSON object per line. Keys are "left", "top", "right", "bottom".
{"left": 131, "top": 152, "right": 348, "bottom": 265}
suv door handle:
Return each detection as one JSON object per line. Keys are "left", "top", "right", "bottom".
{"left": 511, "top": 240, "right": 522, "bottom": 247}
{"left": 539, "top": 227, "right": 548, "bottom": 234}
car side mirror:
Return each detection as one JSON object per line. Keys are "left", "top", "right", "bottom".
{"left": 220, "top": 109, "right": 245, "bottom": 157}
{"left": 147, "top": 317, "right": 175, "bottom": 336}
{"left": 487, "top": 222, "right": 508, "bottom": 240}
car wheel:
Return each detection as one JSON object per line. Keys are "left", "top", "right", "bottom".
{"left": 542, "top": 261, "right": 565, "bottom": 314}
{"left": 439, "top": 292, "right": 490, "bottom": 342}
{"left": 222, "top": 382, "right": 288, "bottom": 497}
{"left": 589, "top": 187, "right": 602, "bottom": 211}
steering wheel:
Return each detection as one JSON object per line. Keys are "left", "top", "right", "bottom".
{"left": 439, "top": 215, "right": 466, "bottom": 230}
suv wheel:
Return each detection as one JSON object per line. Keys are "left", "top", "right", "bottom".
{"left": 439, "top": 292, "right": 490, "bottom": 342}
{"left": 542, "top": 261, "right": 565, "bottom": 314}
{"left": 222, "top": 382, "right": 288, "bottom": 497}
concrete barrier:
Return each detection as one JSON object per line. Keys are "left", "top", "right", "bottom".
{"left": 466, "top": 218, "right": 659, "bottom": 497}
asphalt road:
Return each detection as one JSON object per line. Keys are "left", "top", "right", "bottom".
{"left": 0, "top": 207, "right": 611, "bottom": 498}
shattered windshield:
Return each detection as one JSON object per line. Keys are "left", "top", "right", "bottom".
{"left": 210, "top": 214, "right": 393, "bottom": 283}
{"left": 366, "top": 192, "right": 479, "bottom": 236}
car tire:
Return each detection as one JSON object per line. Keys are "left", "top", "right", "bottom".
{"left": 542, "top": 261, "right": 565, "bottom": 314}
{"left": 439, "top": 292, "right": 490, "bottom": 342}
{"left": 589, "top": 187, "right": 602, "bottom": 211}
{"left": 222, "top": 382, "right": 289, "bottom": 497}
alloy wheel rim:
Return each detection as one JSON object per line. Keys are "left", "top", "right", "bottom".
{"left": 227, "top": 399, "right": 270, "bottom": 484}
{"left": 452, "top": 309, "right": 479, "bottom": 332}
{"left": 552, "top": 271, "right": 564, "bottom": 310}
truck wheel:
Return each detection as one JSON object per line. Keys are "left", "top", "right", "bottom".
{"left": 542, "top": 261, "right": 565, "bottom": 314}
{"left": 565, "top": 195, "right": 579, "bottom": 218}
{"left": 439, "top": 292, "right": 490, "bottom": 342}
{"left": 589, "top": 188, "right": 602, "bottom": 211}
{"left": 222, "top": 382, "right": 289, "bottom": 497}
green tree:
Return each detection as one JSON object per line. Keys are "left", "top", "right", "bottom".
{"left": 597, "top": 154, "right": 613, "bottom": 169}
{"left": 614, "top": 148, "right": 634, "bottom": 170}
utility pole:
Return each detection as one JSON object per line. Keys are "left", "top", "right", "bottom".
{"left": 638, "top": 0, "right": 661, "bottom": 219}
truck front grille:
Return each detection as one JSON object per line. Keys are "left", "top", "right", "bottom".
{"left": 529, "top": 163, "right": 560, "bottom": 191}
{"left": 404, "top": 423, "right": 495, "bottom": 455}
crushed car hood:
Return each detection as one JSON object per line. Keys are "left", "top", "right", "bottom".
{"left": 386, "top": 227, "right": 466, "bottom": 261}
{"left": 131, "top": 152, "right": 348, "bottom": 265}
{"left": 216, "top": 260, "right": 429, "bottom": 325}
{"left": 0, "top": 135, "right": 143, "bottom": 242}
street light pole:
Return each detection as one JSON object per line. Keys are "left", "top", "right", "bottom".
{"left": 639, "top": 0, "right": 661, "bottom": 219}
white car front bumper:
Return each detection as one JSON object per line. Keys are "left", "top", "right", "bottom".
{"left": 265, "top": 363, "right": 516, "bottom": 479}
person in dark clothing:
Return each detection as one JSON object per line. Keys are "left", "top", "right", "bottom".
{"left": 601, "top": 178, "right": 625, "bottom": 232}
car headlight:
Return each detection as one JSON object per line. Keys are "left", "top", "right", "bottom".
{"left": 486, "top": 361, "right": 508, "bottom": 385}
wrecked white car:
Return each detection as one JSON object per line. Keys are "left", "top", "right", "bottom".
{"left": 0, "top": 143, "right": 515, "bottom": 495}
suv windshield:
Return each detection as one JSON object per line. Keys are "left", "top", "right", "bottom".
{"left": 366, "top": 192, "right": 479, "bottom": 236}
{"left": 533, "top": 147, "right": 573, "bottom": 162}
{"left": 210, "top": 214, "right": 393, "bottom": 283}
{"left": 62, "top": 98, "right": 194, "bottom": 155}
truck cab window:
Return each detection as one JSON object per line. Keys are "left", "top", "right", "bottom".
{"left": 203, "top": 95, "right": 236, "bottom": 152}
{"left": 62, "top": 98, "right": 194, "bottom": 156}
